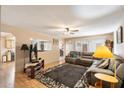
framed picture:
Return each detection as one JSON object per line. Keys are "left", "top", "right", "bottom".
{"left": 117, "top": 26, "right": 123, "bottom": 44}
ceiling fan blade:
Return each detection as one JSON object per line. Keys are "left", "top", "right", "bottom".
{"left": 70, "top": 30, "right": 79, "bottom": 32}
{"left": 70, "top": 32, "right": 75, "bottom": 34}
{"left": 55, "top": 30, "right": 66, "bottom": 32}
{"left": 41, "top": 25, "right": 65, "bottom": 30}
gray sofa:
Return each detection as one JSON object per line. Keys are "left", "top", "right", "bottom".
{"left": 65, "top": 51, "right": 101, "bottom": 67}
{"left": 65, "top": 51, "right": 124, "bottom": 87}
{"left": 86, "top": 55, "right": 124, "bottom": 88}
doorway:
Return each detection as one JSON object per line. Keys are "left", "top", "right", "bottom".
{"left": 0, "top": 32, "right": 16, "bottom": 88}
{"left": 0, "top": 32, "right": 16, "bottom": 63}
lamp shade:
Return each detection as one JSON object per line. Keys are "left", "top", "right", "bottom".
{"left": 21, "top": 44, "right": 29, "bottom": 50}
{"left": 93, "top": 46, "right": 113, "bottom": 58}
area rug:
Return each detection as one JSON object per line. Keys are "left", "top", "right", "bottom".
{"left": 35, "top": 63, "right": 88, "bottom": 88}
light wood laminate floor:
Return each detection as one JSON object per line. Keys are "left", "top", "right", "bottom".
{"left": 0, "top": 62, "right": 15, "bottom": 88}
{"left": 15, "top": 61, "right": 63, "bottom": 88}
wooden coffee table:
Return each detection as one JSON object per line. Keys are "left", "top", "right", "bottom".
{"left": 95, "top": 73, "right": 118, "bottom": 88}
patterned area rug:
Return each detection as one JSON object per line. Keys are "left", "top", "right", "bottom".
{"left": 35, "top": 63, "right": 88, "bottom": 88}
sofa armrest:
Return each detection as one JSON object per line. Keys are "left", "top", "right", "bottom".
{"left": 87, "top": 67, "right": 114, "bottom": 76}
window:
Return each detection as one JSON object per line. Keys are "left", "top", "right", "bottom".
{"left": 32, "top": 39, "right": 52, "bottom": 51}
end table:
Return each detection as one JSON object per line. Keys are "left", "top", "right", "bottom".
{"left": 95, "top": 73, "right": 118, "bottom": 88}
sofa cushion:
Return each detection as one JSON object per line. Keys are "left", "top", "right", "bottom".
{"left": 82, "top": 56, "right": 93, "bottom": 59}
{"left": 82, "top": 52, "right": 94, "bottom": 56}
{"left": 116, "top": 76, "right": 123, "bottom": 88}
{"left": 70, "top": 51, "right": 80, "bottom": 58}
{"left": 108, "top": 59, "right": 120, "bottom": 72}
{"left": 87, "top": 67, "right": 114, "bottom": 76}
{"left": 92, "top": 59, "right": 105, "bottom": 66}
{"left": 76, "top": 57, "right": 93, "bottom": 67}
{"left": 65, "top": 57, "right": 77, "bottom": 64}
{"left": 92, "top": 59, "right": 103, "bottom": 65}
{"left": 72, "top": 53, "right": 78, "bottom": 58}
{"left": 97, "top": 59, "right": 109, "bottom": 69}
{"left": 116, "top": 63, "right": 124, "bottom": 80}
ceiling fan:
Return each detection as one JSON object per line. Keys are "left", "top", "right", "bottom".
{"left": 64, "top": 27, "right": 79, "bottom": 35}
{"left": 41, "top": 25, "right": 79, "bottom": 35}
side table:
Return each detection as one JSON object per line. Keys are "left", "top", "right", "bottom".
{"left": 25, "top": 60, "right": 44, "bottom": 79}
{"left": 95, "top": 73, "right": 118, "bottom": 88}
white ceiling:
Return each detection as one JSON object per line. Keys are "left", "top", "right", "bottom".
{"left": 0, "top": 32, "right": 14, "bottom": 38}
{"left": 72, "top": 6, "right": 122, "bottom": 19}
{"left": 0, "top": 32, "right": 11, "bottom": 37}
{"left": 1, "top": 5, "right": 124, "bottom": 38}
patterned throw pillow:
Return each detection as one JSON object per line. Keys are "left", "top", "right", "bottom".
{"left": 108, "top": 59, "right": 120, "bottom": 72}
{"left": 97, "top": 59, "right": 109, "bottom": 69}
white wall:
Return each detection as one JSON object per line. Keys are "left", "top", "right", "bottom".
{"left": 65, "top": 33, "right": 113, "bottom": 55}
{"left": 1, "top": 24, "right": 60, "bottom": 72}
{"left": 114, "top": 22, "right": 124, "bottom": 58}
{"left": 1, "top": 37, "right": 6, "bottom": 60}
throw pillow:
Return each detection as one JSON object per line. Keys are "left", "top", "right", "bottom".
{"left": 73, "top": 53, "right": 77, "bottom": 58}
{"left": 96, "top": 59, "right": 105, "bottom": 66}
{"left": 97, "top": 59, "right": 109, "bottom": 69}
{"left": 108, "top": 59, "right": 120, "bottom": 72}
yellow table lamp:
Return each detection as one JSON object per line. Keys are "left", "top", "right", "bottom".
{"left": 93, "top": 46, "right": 116, "bottom": 78}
